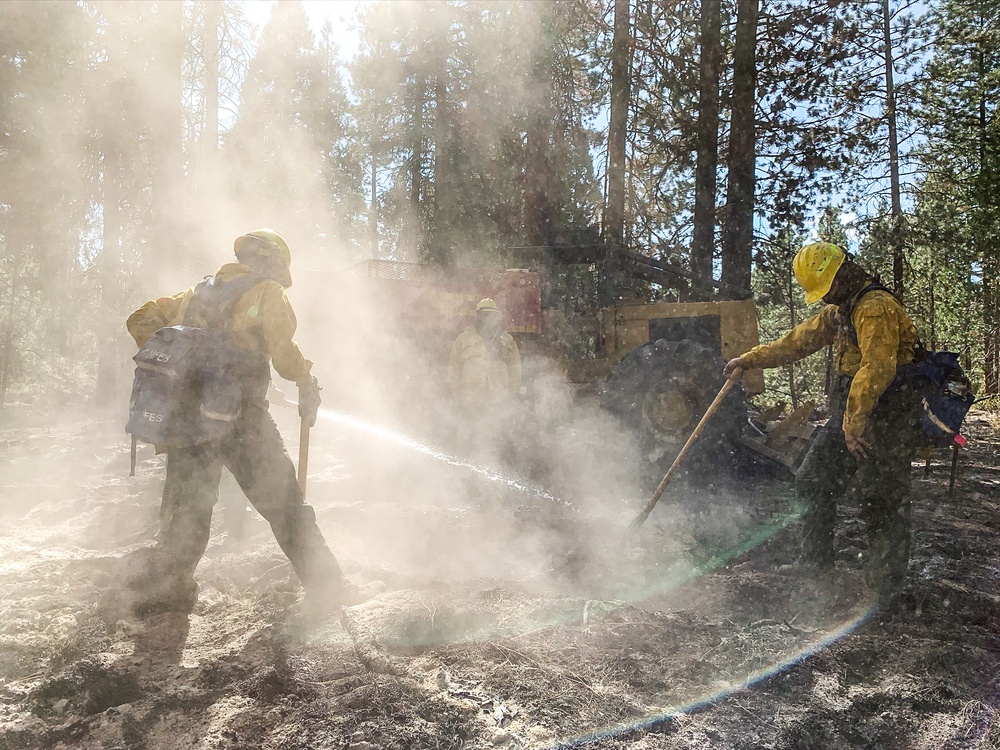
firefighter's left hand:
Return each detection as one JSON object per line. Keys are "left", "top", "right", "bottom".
{"left": 298, "top": 376, "right": 322, "bottom": 428}
{"left": 845, "top": 432, "right": 872, "bottom": 461}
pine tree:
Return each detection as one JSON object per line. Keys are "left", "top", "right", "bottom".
{"left": 0, "top": 2, "right": 95, "bottom": 403}
{"left": 225, "top": 0, "right": 363, "bottom": 265}
{"left": 719, "top": 0, "right": 757, "bottom": 299}
{"left": 913, "top": 0, "right": 1000, "bottom": 392}
{"left": 351, "top": 0, "right": 602, "bottom": 266}
{"left": 691, "top": 0, "right": 723, "bottom": 292}
{"left": 627, "top": 0, "right": 701, "bottom": 285}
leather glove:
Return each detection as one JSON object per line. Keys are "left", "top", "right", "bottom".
{"left": 723, "top": 357, "right": 747, "bottom": 379}
{"left": 298, "top": 376, "right": 322, "bottom": 428}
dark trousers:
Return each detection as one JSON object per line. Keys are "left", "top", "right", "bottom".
{"left": 156, "top": 401, "right": 345, "bottom": 595}
{"left": 795, "top": 377, "right": 921, "bottom": 600}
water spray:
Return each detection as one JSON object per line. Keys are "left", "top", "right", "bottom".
{"left": 315, "top": 408, "right": 577, "bottom": 511}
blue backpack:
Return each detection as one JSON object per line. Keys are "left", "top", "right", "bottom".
{"left": 894, "top": 349, "right": 974, "bottom": 448}
{"left": 126, "top": 272, "right": 268, "bottom": 447}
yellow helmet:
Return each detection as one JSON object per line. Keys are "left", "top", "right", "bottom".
{"left": 793, "top": 242, "right": 845, "bottom": 304}
{"left": 234, "top": 229, "right": 291, "bottom": 267}
{"left": 476, "top": 298, "right": 500, "bottom": 313}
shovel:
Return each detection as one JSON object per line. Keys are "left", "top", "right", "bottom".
{"left": 625, "top": 368, "right": 743, "bottom": 541}
{"left": 298, "top": 417, "right": 310, "bottom": 498}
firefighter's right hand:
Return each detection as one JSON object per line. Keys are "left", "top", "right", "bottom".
{"left": 723, "top": 357, "right": 747, "bottom": 379}
{"left": 845, "top": 432, "right": 872, "bottom": 461}
{"left": 298, "top": 376, "right": 322, "bottom": 428}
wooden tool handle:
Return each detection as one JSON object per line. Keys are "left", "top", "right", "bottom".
{"left": 298, "top": 418, "right": 310, "bottom": 498}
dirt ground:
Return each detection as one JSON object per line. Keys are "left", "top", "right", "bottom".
{"left": 0, "top": 398, "right": 997, "bottom": 750}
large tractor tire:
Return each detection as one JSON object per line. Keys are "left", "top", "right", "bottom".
{"left": 600, "top": 338, "right": 747, "bottom": 483}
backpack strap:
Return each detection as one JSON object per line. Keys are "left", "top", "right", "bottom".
{"left": 839, "top": 281, "right": 894, "bottom": 346}
{"left": 839, "top": 280, "right": 927, "bottom": 363}
{"left": 182, "top": 272, "right": 267, "bottom": 330}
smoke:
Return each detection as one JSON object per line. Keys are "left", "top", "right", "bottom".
{"left": 1, "top": 0, "right": 771, "bottom": 607}
{"left": 290, "top": 259, "right": 659, "bottom": 595}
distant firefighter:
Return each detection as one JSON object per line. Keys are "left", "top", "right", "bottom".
{"left": 725, "top": 242, "right": 922, "bottom": 615}
{"left": 125, "top": 229, "right": 357, "bottom": 617}
{"left": 449, "top": 297, "right": 522, "bottom": 410}
{"left": 448, "top": 298, "right": 522, "bottom": 463}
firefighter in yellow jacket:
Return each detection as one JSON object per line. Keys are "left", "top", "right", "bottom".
{"left": 449, "top": 298, "right": 521, "bottom": 406}
{"left": 449, "top": 298, "right": 522, "bottom": 459}
{"left": 126, "top": 229, "right": 355, "bottom": 616}
{"left": 725, "top": 242, "right": 922, "bottom": 613}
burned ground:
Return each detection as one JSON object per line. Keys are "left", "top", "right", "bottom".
{"left": 0, "top": 402, "right": 997, "bottom": 749}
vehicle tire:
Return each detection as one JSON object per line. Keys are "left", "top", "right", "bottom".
{"left": 600, "top": 338, "right": 747, "bottom": 482}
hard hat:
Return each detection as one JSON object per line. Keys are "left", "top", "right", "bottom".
{"left": 234, "top": 229, "right": 292, "bottom": 267}
{"left": 476, "top": 298, "right": 500, "bottom": 313}
{"left": 793, "top": 242, "right": 845, "bottom": 304}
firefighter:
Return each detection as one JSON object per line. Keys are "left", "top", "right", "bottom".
{"left": 125, "top": 229, "right": 356, "bottom": 617}
{"left": 448, "top": 298, "right": 522, "bottom": 460}
{"left": 724, "top": 242, "right": 922, "bottom": 614}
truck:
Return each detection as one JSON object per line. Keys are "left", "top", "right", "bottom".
{"left": 301, "top": 232, "right": 810, "bottom": 482}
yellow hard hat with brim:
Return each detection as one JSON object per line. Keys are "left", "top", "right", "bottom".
{"left": 234, "top": 229, "right": 292, "bottom": 267}
{"left": 793, "top": 242, "right": 845, "bottom": 304}
{"left": 476, "top": 298, "right": 500, "bottom": 313}
{"left": 234, "top": 229, "right": 292, "bottom": 287}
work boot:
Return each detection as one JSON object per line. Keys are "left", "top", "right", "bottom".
{"left": 865, "top": 556, "right": 906, "bottom": 621}
{"left": 119, "top": 547, "right": 197, "bottom": 617}
{"left": 299, "top": 580, "right": 385, "bottom": 623}
{"left": 131, "top": 577, "right": 199, "bottom": 617}
{"left": 873, "top": 587, "right": 903, "bottom": 620}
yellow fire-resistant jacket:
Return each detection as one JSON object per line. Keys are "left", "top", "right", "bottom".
{"left": 126, "top": 263, "right": 313, "bottom": 384}
{"left": 449, "top": 327, "right": 522, "bottom": 408}
{"left": 740, "top": 284, "right": 918, "bottom": 437}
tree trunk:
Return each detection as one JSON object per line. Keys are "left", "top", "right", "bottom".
{"left": 430, "top": 57, "right": 450, "bottom": 266}
{"left": 525, "top": 115, "right": 553, "bottom": 248}
{"left": 984, "top": 258, "right": 1000, "bottom": 394}
{"left": 605, "top": 0, "right": 629, "bottom": 245}
{"left": 787, "top": 259, "right": 799, "bottom": 409}
{"left": 94, "top": 137, "right": 122, "bottom": 407}
{"left": 976, "top": 41, "right": 998, "bottom": 393}
{"left": 410, "top": 73, "right": 424, "bottom": 259}
{"left": 202, "top": 0, "right": 220, "bottom": 161}
{"left": 0, "top": 259, "right": 19, "bottom": 408}
{"left": 0, "top": 327, "right": 13, "bottom": 408}
{"left": 371, "top": 122, "right": 380, "bottom": 259}
{"left": 525, "top": 9, "right": 555, "bottom": 249}
{"left": 691, "top": 0, "right": 721, "bottom": 297}
{"left": 882, "top": 0, "right": 904, "bottom": 295}
{"left": 150, "top": 0, "right": 184, "bottom": 273}
{"left": 928, "top": 267, "right": 936, "bottom": 351}
{"left": 720, "top": 0, "right": 758, "bottom": 300}
{"left": 604, "top": 0, "right": 631, "bottom": 301}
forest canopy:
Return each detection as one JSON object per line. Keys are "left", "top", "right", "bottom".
{"left": 0, "top": 0, "right": 997, "bottom": 406}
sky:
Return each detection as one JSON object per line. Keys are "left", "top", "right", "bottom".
{"left": 242, "top": 0, "right": 364, "bottom": 58}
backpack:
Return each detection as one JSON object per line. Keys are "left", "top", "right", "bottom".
{"left": 845, "top": 282, "right": 975, "bottom": 448}
{"left": 894, "top": 350, "right": 974, "bottom": 448}
{"left": 126, "top": 272, "right": 268, "bottom": 447}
